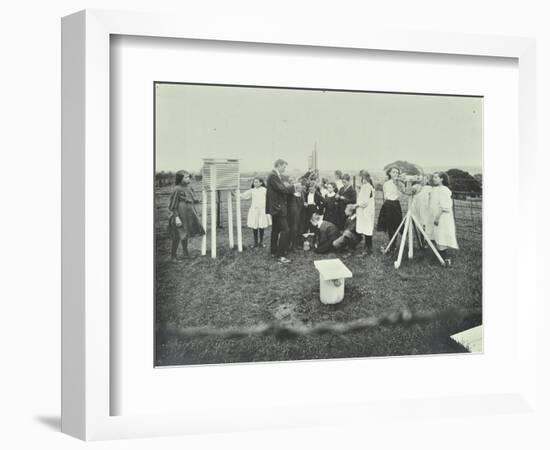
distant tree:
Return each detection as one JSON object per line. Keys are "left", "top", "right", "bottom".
{"left": 383, "top": 160, "right": 422, "bottom": 176}
{"left": 446, "top": 169, "right": 482, "bottom": 196}
{"left": 473, "top": 173, "right": 482, "bottom": 186}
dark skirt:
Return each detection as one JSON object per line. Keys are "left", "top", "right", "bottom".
{"left": 377, "top": 200, "right": 403, "bottom": 233}
{"left": 169, "top": 202, "right": 205, "bottom": 241}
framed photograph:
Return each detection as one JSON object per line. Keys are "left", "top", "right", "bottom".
{"left": 62, "top": 9, "right": 538, "bottom": 441}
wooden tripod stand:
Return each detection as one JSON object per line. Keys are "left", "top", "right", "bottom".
{"left": 383, "top": 195, "right": 445, "bottom": 268}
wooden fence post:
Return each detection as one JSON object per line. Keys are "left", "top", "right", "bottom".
{"left": 201, "top": 190, "right": 207, "bottom": 256}
{"left": 210, "top": 166, "right": 217, "bottom": 258}
{"left": 236, "top": 187, "right": 243, "bottom": 252}
{"left": 227, "top": 190, "right": 234, "bottom": 249}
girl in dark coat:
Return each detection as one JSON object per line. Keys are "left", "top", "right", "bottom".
{"left": 304, "top": 181, "right": 326, "bottom": 233}
{"left": 335, "top": 173, "right": 357, "bottom": 228}
{"left": 168, "top": 170, "right": 205, "bottom": 261}
{"left": 323, "top": 181, "right": 342, "bottom": 229}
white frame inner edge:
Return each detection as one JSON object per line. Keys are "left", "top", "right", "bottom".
{"left": 61, "top": 9, "right": 537, "bottom": 441}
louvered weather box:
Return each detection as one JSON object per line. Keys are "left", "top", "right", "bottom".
{"left": 202, "top": 158, "right": 240, "bottom": 191}
{"left": 200, "top": 158, "right": 243, "bottom": 258}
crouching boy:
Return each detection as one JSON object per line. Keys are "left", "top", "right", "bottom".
{"left": 310, "top": 213, "right": 340, "bottom": 254}
{"left": 332, "top": 204, "right": 361, "bottom": 251}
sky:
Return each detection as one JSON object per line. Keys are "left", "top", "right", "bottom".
{"left": 155, "top": 83, "right": 482, "bottom": 175}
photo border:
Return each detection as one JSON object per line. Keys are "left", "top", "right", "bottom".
{"left": 61, "top": 9, "right": 537, "bottom": 441}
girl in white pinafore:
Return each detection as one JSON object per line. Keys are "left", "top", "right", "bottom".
{"left": 355, "top": 170, "right": 376, "bottom": 254}
{"left": 240, "top": 177, "right": 272, "bottom": 248}
{"left": 429, "top": 172, "right": 458, "bottom": 266}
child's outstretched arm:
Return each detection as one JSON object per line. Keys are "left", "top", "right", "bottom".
{"left": 239, "top": 189, "right": 253, "bottom": 200}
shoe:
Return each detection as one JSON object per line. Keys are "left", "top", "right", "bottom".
{"left": 279, "top": 257, "right": 291, "bottom": 264}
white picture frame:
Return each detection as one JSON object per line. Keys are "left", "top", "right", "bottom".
{"left": 61, "top": 9, "right": 538, "bottom": 441}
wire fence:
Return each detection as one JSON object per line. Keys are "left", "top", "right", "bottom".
{"left": 155, "top": 179, "right": 482, "bottom": 242}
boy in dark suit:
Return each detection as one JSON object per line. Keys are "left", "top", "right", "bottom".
{"left": 285, "top": 177, "right": 305, "bottom": 252}
{"left": 266, "top": 159, "right": 299, "bottom": 263}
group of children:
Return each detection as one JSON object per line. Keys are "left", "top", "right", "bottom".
{"left": 167, "top": 166, "right": 459, "bottom": 266}
{"left": 377, "top": 166, "right": 459, "bottom": 265}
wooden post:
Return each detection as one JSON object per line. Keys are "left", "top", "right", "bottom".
{"left": 394, "top": 212, "right": 410, "bottom": 269}
{"left": 383, "top": 214, "right": 407, "bottom": 254}
{"left": 217, "top": 190, "right": 223, "bottom": 228}
{"left": 227, "top": 190, "right": 234, "bottom": 249}
{"left": 210, "top": 166, "right": 217, "bottom": 258}
{"left": 411, "top": 214, "right": 446, "bottom": 266}
{"left": 236, "top": 188, "right": 243, "bottom": 252}
{"left": 201, "top": 190, "right": 207, "bottom": 256}
{"left": 408, "top": 197, "right": 414, "bottom": 259}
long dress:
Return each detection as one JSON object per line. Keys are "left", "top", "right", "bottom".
{"left": 240, "top": 186, "right": 271, "bottom": 229}
{"left": 168, "top": 184, "right": 205, "bottom": 240}
{"left": 356, "top": 183, "right": 375, "bottom": 236}
{"left": 411, "top": 185, "right": 434, "bottom": 240}
{"left": 377, "top": 180, "right": 403, "bottom": 236}
{"left": 429, "top": 185, "right": 458, "bottom": 249}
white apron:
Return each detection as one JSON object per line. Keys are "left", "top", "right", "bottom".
{"left": 356, "top": 183, "right": 375, "bottom": 236}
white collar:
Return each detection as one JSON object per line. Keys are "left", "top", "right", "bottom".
{"left": 326, "top": 192, "right": 335, "bottom": 197}
{"left": 316, "top": 219, "right": 323, "bottom": 229}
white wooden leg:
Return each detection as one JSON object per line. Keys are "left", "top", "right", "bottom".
{"left": 383, "top": 214, "right": 407, "bottom": 254}
{"left": 411, "top": 214, "right": 445, "bottom": 265}
{"left": 210, "top": 167, "right": 217, "bottom": 259}
{"left": 227, "top": 190, "right": 234, "bottom": 249}
{"left": 201, "top": 190, "right": 207, "bottom": 256}
{"left": 394, "top": 213, "right": 410, "bottom": 269}
{"left": 236, "top": 189, "right": 243, "bottom": 252}
{"left": 408, "top": 211, "right": 414, "bottom": 259}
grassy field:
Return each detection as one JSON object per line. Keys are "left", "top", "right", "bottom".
{"left": 155, "top": 184, "right": 482, "bottom": 366}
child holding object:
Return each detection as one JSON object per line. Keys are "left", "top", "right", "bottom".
{"left": 168, "top": 170, "right": 205, "bottom": 261}
{"left": 355, "top": 170, "right": 376, "bottom": 255}
{"left": 429, "top": 171, "right": 458, "bottom": 266}
{"left": 240, "top": 177, "right": 271, "bottom": 248}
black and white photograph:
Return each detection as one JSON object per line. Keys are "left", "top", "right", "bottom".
{"left": 154, "top": 82, "right": 483, "bottom": 366}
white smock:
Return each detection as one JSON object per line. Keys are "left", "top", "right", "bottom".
{"left": 240, "top": 186, "right": 272, "bottom": 229}
{"left": 356, "top": 183, "right": 376, "bottom": 236}
{"left": 429, "top": 185, "right": 458, "bottom": 249}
